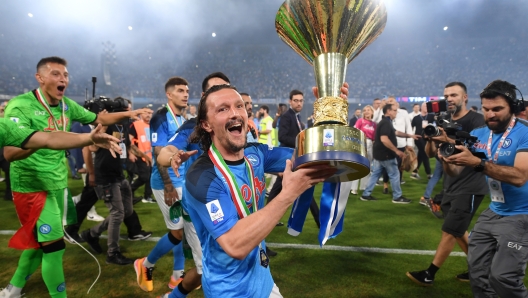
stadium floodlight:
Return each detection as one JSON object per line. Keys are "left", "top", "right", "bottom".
{"left": 443, "top": 26, "right": 448, "bottom": 31}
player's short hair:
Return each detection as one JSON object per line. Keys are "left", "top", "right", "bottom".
{"left": 36, "top": 56, "right": 67, "bottom": 72}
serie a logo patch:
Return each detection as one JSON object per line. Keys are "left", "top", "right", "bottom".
{"left": 206, "top": 200, "right": 224, "bottom": 225}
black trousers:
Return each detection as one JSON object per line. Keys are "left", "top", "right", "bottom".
{"left": 130, "top": 158, "right": 153, "bottom": 199}
{"left": 267, "top": 176, "right": 320, "bottom": 229}
{"left": 66, "top": 174, "right": 143, "bottom": 236}
{"left": 414, "top": 139, "right": 431, "bottom": 175}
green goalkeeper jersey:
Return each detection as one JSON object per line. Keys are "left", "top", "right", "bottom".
{"left": 5, "top": 89, "right": 97, "bottom": 192}
{"left": 0, "top": 118, "right": 36, "bottom": 148}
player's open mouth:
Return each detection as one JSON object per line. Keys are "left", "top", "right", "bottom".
{"left": 57, "top": 86, "right": 65, "bottom": 92}
{"left": 227, "top": 123, "right": 243, "bottom": 134}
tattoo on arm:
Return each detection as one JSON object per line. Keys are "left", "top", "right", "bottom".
{"left": 154, "top": 146, "right": 172, "bottom": 186}
{"left": 130, "top": 144, "right": 146, "bottom": 158}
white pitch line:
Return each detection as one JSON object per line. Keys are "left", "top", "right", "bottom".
{"left": 0, "top": 230, "right": 464, "bottom": 257}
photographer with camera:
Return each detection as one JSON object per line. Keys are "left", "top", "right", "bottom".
{"left": 80, "top": 100, "right": 153, "bottom": 265}
{"left": 406, "top": 82, "right": 486, "bottom": 287}
{"left": 441, "top": 80, "right": 528, "bottom": 298}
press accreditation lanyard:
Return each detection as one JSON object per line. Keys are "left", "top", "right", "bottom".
{"left": 35, "top": 88, "right": 66, "bottom": 132}
{"left": 208, "top": 144, "right": 269, "bottom": 267}
{"left": 167, "top": 104, "right": 184, "bottom": 129}
{"left": 486, "top": 116, "right": 516, "bottom": 204}
{"left": 487, "top": 116, "right": 516, "bottom": 164}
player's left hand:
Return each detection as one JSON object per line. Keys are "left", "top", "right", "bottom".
{"left": 312, "top": 82, "right": 349, "bottom": 100}
{"left": 90, "top": 124, "right": 122, "bottom": 158}
{"left": 170, "top": 150, "right": 198, "bottom": 177}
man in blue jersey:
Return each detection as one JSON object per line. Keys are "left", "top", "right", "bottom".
{"left": 440, "top": 80, "right": 528, "bottom": 298}
{"left": 133, "top": 76, "right": 190, "bottom": 292}
{"left": 134, "top": 73, "right": 231, "bottom": 294}
{"left": 161, "top": 84, "right": 335, "bottom": 298}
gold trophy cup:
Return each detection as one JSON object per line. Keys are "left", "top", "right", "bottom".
{"left": 276, "top": 0, "right": 387, "bottom": 182}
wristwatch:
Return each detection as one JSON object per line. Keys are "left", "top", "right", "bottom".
{"left": 474, "top": 160, "right": 486, "bottom": 172}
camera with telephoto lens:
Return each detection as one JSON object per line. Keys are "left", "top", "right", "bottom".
{"left": 424, "top": 99, "right": 487, "bottom": 159}
{"left": 84, "top": 96, "right": 128, "bottom": 114}
{"left": 438, "top": 131, "right": 486, "bottom": 158}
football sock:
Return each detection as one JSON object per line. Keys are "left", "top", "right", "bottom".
{"left": 146, "top": 233, "right": 175, "bottom": 265}
{"left": 173, "top": 243, "right": 185, "bottom": 278}
{"left": 10, "top": 248, "right": 43, "bottom": 288}
{"left": 428, "top": 263, "right": 440, "bottom": 278}
{"left": 41, "top": 241, "right": 66, "bottom": 298}
{"left": 169, "top": 282, "right": 191, "bottom": 298}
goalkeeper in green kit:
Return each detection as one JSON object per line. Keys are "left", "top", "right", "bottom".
{"left": 1, "top": 56, "right": 148, "bottom": 298}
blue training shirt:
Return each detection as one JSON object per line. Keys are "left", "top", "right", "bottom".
{"left": 150, "top": 107, "right": 187, "bottom": 189}
{"left": 185, "top": 143, "right": 293, "bottom": 297}
{"left": 471, "top": 119, "right": 528, "bottom": 216}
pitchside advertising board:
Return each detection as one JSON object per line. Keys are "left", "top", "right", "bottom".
{"left": 395, "top": 96, "right": 441, "bottom": 103}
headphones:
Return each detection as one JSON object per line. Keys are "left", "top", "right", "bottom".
{"left": 480, "top": 83, "right": 525, "bottom": 114}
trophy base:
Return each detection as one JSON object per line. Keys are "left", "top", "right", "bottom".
{"left": 292, "top": 125, "right": 370, "bottom": 183}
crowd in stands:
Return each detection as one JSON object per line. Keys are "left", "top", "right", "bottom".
{"left": 1, "top": 36, "right": 526, "bottom": 102}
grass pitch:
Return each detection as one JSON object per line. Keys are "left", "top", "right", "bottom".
{"left": 0, "top": 164, "right": 504, "bottom": 297}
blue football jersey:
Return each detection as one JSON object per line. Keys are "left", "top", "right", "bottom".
{"left": 150, "top": 107, "right": 187, "bottom": 189}
{"left": 184, "top": 144, "right": 293, "bottom": 297}
{"left": 471, "top": 119, "right": 528, "bottom": 216}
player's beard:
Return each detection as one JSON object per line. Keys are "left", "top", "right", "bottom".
{"left": 486, "top": 114, "right": 513, "bottom": 132}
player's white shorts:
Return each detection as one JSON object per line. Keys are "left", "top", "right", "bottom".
{"left": 152, "top": 188, "right": 184, "bottom": 230}
{"left": 183, "top": 218, "right": 203, "bottom": 274}
{"left": 152, "top": 188, "right": 203, "bottom": 273}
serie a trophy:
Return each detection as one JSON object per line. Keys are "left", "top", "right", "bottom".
{"left": 276, "top": 0, "right": 387, "bottom": 183}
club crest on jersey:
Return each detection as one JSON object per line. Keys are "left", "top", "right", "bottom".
{"left": 39, "top": 224, "right": 52, "bottom": 234}
{"left": 246, "top": 154, "right": 260, "bottom": 167}
{"left": 59, "top": 101, "right": 69, "bottom": 111}
{"left": 502, "top": 138, "right": 512, "bottom": 149}
{"left": 10, "top": 117, "right": 19, "bottom": 123}
{"left": 206, "top": 200, "right": 224, "bottom": 225}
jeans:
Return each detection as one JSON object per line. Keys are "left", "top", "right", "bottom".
{"left": 423, "top": 159, "right": 443, "bottom": 199}
{"left": 362, "top": 158, "right": 402, "bottom": 199}
{"left": 90, "top": 179, "right": 133, "bottom": 255}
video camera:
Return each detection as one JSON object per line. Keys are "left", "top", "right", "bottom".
{"left": 424, "top": 99, "right": 486, "bottom": 158}
{"left": 423, "top": 100, "right": 460, "bottom": 138}
{"left": 84, "top": 96, "right": 128, "bottom": 114}
{"left": 83, "top": 77, "right": 128, "bottom": 113}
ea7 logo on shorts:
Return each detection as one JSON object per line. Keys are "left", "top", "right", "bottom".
{"left": 508, "top": 242, "right": 523, "bottom": 250}
{"left": 39, "top": 224, "right": 52, "bottom": 234}
{"left": 206, "top": 200, "right": 224, "bottom": 225}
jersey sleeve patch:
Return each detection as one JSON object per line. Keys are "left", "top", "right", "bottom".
{"left": 206, "top": 199, "right": 225, "bottom": 225}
